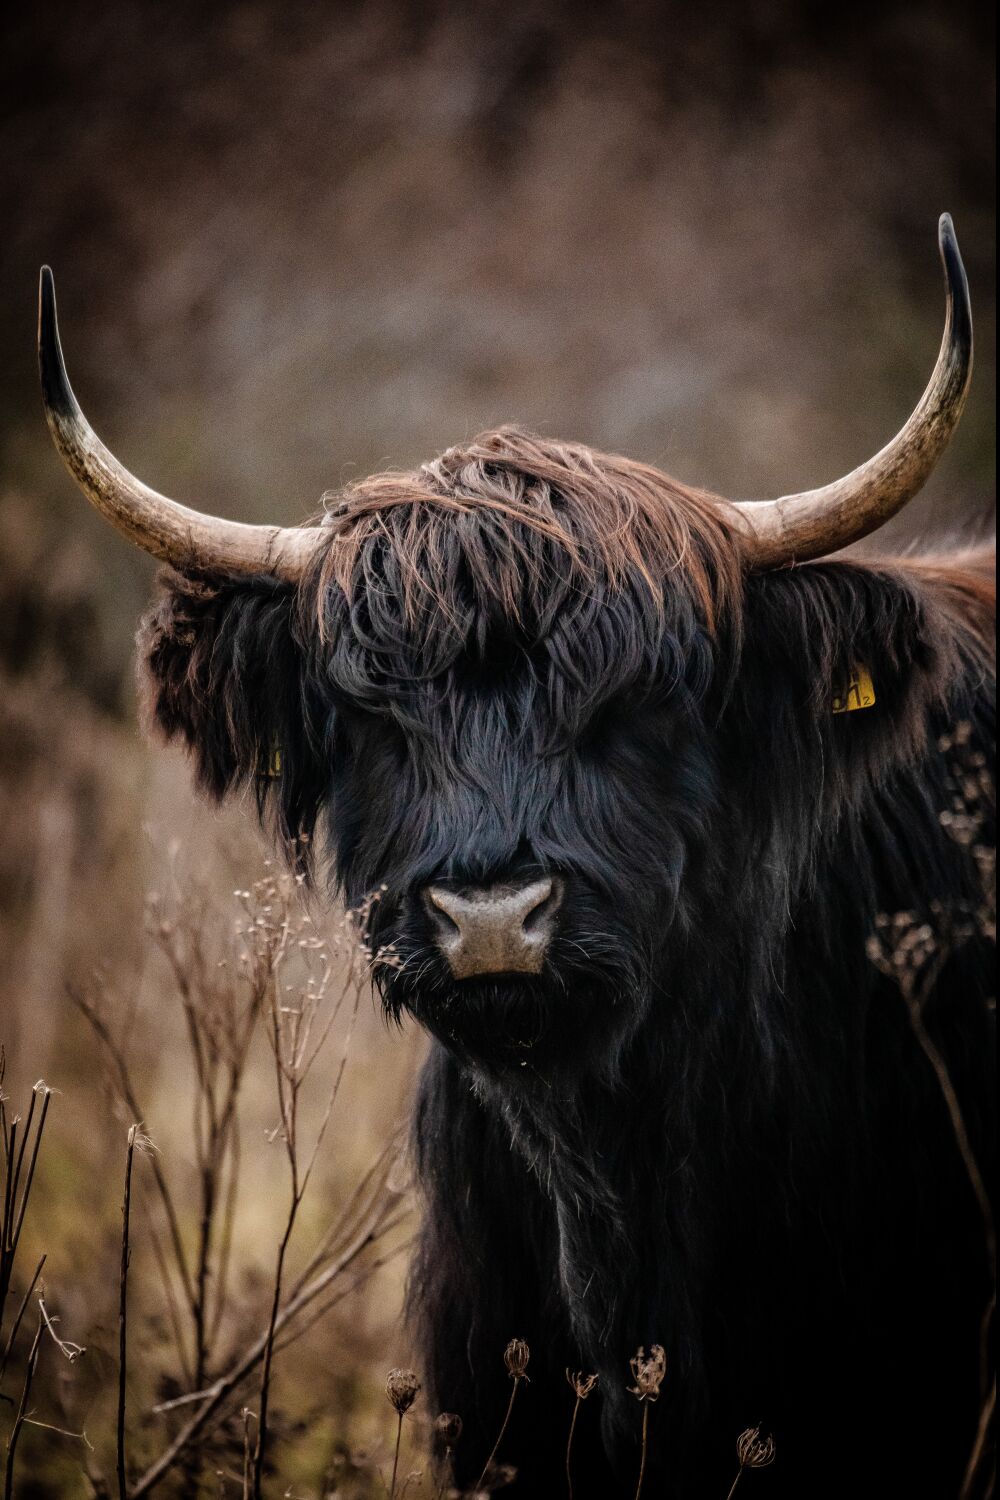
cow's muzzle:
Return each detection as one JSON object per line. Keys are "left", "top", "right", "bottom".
{"left": 424, "top": 876, "right": 563, "bottom": 979}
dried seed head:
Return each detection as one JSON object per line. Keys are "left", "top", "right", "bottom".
{"left": 504, "top": 1338, "right": 530, "bottom": 1380}
{"left": 736, "top": 1425, "right": 776, "bottom": 1469}
{"left": 131, "top": 1130, "right": 159, "bottom": 1157}
{"left": 566, "top": 1369, "right": 599, "bottom": 1399}
{"left": 627, "top": 1345, "right": 666, "bottom": 1402}
{"left": 432, "top": 1410, "right": 463, "bottom": 1453}
{"left": 384, "top": 1368, "right": 420, "bottom": 1415}
{"left": 480, "top": 1461, "right": 518, "bottom": 1491}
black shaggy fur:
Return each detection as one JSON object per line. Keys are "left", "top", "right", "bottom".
{"left": 139, "top": 429, "right": 995, "bottom": 1498}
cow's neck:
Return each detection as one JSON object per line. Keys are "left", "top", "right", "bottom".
{"left": 471, "top": 879, "right": 859, "bottom": 1383}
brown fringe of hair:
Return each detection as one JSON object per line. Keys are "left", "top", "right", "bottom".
{"left": 312, "top": 426, "right": 748, "bottom": 637}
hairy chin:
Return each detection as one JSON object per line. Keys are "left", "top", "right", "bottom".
{"left": 377, "top": 958, "right": 643, "bottom": 1075}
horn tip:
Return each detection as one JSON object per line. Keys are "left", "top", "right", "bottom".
{"left": 937, "top": 211, "right": 964, "bottom": 280}
{"left": 38, "top": 264, "right": 74, "bottom": 421}
{"left": 38, "top": 265, "right": 54, "bottom": 331}
{"left": 38, "top": 265, "right": 55, "bottom": 324}
{"left": 38, "top": 262, "right": 56, "bottom": 326}
{"left": 936, "top": 211, "right": 972, "bottom": 368}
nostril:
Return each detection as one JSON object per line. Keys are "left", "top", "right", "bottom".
{"left": 521, "top": 877, "right": 562, "bottom": 934}
{"left": 424, "top": 888, "right": 462, "bottom": 938}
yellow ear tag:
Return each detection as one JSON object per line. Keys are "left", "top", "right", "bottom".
{"left": 832, "top": 664, "right": 876, "bottom": 714}
{"left": 258, "top": 736, "right": 283, "bottom": 778}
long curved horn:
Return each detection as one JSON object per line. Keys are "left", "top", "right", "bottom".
{"left": 38, "top": 267, "right": 323, "bottom": 579}
{"left": 733, "top": 214, "right": 973, "bottom": 568}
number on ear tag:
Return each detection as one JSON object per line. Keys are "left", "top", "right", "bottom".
{"left": 258, "top": 736, "right": 283, "bottom": 778}
{"left": 832, "top": 664, "right": 876, "bottom": 714}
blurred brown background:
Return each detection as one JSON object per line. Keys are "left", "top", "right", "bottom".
{"left": 0, "top": 1, "right": 995, "bottom": 1493}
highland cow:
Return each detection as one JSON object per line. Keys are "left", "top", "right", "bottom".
{"left": 38, "top": 217, "right": 995, "bottom": 1497}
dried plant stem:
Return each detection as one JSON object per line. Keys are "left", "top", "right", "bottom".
{"left": 39, "top": 1294, "right": 85, "bottom": 1362}
{"left": 70, "top": 996, "right": 195, "bottom": 1314}
{"left": 118, "top": 1125, "right": 138, "bottom": 1500}
{"left": 904, "top": 971, "right": 996, "bottom": 1498}
{"left": 960, "top": 1375, "right": 996, "bottom": 1500}
{"left": 272, "top": 1237, "right": 410, "bottom": 1356}
{"left": 23, "top": 1416, "right": 93, "bottom": 1448}
{"left": 904, "top": 986, "right": 996, "bottom": 1285}
{"left": 563, "top": 1373, "right": 598, "bottom": 1500}
{"left": 475, "top": 1377, "right": 522, "bottom": 1490}
{"left": 129, "top": 1204, "right": 396, "bottom": 1498}
{"left": 0, "top": 1075, "right": 52, "bottom": 1352}
{"left": 208, "top": 1117, "right": 242, "bottom": 1349}
{"left": 193, "top": 1164, "right": 214, "bottom": 1388}
{"left": 249, "top": 906, "right": 363, "bottom": 1498}
{"left": 0, "top": 1253, "right": 44, "bottom": 1385}
{"left": 146, "top": 1221, "right": 193, "bottom": 1387}
{"left": 71, "top": 872, "right": 396, "bottom": 1499}
{"left": 242, "top": 1407, "right": 254, "bottom": 1500}
{"left": 10, "top": 1085, "right": 52, "bottom": 1247}
{"left": 725, "top": 1466, "right": 746, "bottom": 1500}
{"left": 977, "top": 1296, "right": 996, "bottom": 1414}
{"left": 633, "top": 1403, "right": 650, "bottom": 1500}
{"left": 152, "top": 1234, "right": 407, "bottom": 1418}
{"left": 565, "top": 1393, "right": 582, "bottom": 1500}
{"left": 434, "top": 1456, "right": 454, "bottom": 1500}
{"left": 3, "top": 1313, "right": 42, "bottom": 1500}
{"left": 389, "top": 1410, "right": 405, "bottom": 1500}
{"left": 251, "top": 1199, "right": 299, "bottom": 1500}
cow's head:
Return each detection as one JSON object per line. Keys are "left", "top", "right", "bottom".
{"left": 38, "top": 218, "right": 973, "bottom": 1075}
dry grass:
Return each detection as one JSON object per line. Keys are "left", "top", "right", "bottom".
{"left": 0, "top": 852, "right": 419, "bottom": 1497}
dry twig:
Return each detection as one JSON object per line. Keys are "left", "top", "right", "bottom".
{"left": 627, "top": 1345, "right": 665, "bottom": 1500}
{"left": 475, "top": 1339, "right": 531, "bottom": 1491}
{"left": 564, "top": 1370, "right": 598, "bottom": 1500}
{"left": 2, "top": 1312, "right": 42, "bottom": 1500}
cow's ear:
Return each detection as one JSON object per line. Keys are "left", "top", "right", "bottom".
{"left": 733, "top": 559, "right": 968, "bottom": 812}
{"left": 138, "top": 570, "right": 325, "bottom": 852}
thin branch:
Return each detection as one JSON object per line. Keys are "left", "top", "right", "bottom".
{"left": 71, "top": 989, "right": 195, "bottom": 1313}
{"left": 24, "top": 1417, "right": 95, "bottom": 1451}
{"left": 242, "top": 1408, "right": 254, "bottom": 1499}
{"left": 118, "top": 1125, "right": 139, "bottom": 1500}
{"left": 960, "top": 1376, "right": 996, "bottom": 1500}
{"left": 271, "top": 1234, "right": 411, "bottom": 1355}
{"left": 10, "top": 1087, "right": 52, "bottom": 1252}
{"left": 725, "top": 1466, "right": 746, "bottom": 1500}
{"left": 251, "top": 1190, "right": 299, "bottom": 1500}
{"left": 566, "top": 1398, "right": 579, "bottom": 1500}
{"left": 130, "top": 1198, "right": 398, "bottom": 1498}
{"left": 475, "top": 1379, "right": 522, "bottom": 1491}
{"left": 0, "top": 1254, "right": 44, "bottom": 1384}
{"left": 8, "top": 1093, "right": 37, "bottom": 1234}
{"left": 633, "top": 1403, "right": 650, "bottom": 1500}
{"left": 3, "top": 1313, "right": 42, "bottom": 1500}
{"left": 146, "top": 1220, "right": 193, "bottom": 1387}
{"left": 389, "top": 1411, "right": 405, "bottom": 1500}
{"left": 39, "top": 1296, "right": 86, "bottom": 1362}
{"left": 904, "top": 991, "right": 995, "bottom": 1283}
{"left": 208, "top": 1110, "right": 242, "bottom": 1349}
